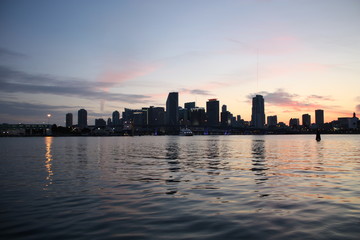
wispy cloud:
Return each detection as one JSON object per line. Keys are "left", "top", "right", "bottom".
{"left": 307, "top": 95, "right": 334, "bottom": 101}
{"left": 0, "top": 65, "right": 151, "bottom": 104}
{"left": 179, "top": 88, "right": 212, "bottom": 96}
{"left": 356, "top": 104, "right": 360, "bottom": 112}
{"left": 98, "top": 63, "right": 161, "bottom": 90}
{"left": 0, "top": 47, "right": 27, "bottom": 58}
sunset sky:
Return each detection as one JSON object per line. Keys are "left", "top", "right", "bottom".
{"left": 1, "top": 0, "right": 359, "bottom": 126}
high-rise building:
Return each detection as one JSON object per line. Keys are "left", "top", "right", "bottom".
{"left": 112, "top": 111, "right": 120, "bottom": 126}
{"left": 206, "top": 99, "right": 219, "bottom": 126}
{"left": 267, "top": 115, "right": 277, "bottom": 127}
{"left": 315, "top": 109, "right": 324, "bottom": 127}
{"left": 148, "top": 106, "right": 165, "bottom": 126}
{"left": 190, "top": 107, "right": 206, "bottom": 126}
{"left": 66, "top": 113, "right": 73, "bottom": 128}
{"left": 78, "top": 109, "right": 87, "bottom": 129}
{"left": 166, "top": 92, "right": 179, "bottom": 126}
{"left": 289, "top": 118, "right": 300, "bottom": 128}
{"left": 184, "top": 102, "right": 196, "bottom": 111}
{"left": 95, "top": 118, "right": 106, "bottom": 128}
{"left": 251, "top": 95, "right": 265, "bottom": 128}
{"left": 221, "top": 104, "right": 230, "bottom": 126}
{"left": 302, "top": 114, "right": 311, "bottom": 128}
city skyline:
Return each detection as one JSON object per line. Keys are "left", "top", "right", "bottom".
{"left": 60, "top": 92, "right": 354, "bottom": 129}
{"left": 0, "top": 0, "right": 359, "bottom": 125}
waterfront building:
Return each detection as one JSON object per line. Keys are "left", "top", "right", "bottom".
{"left": 95, "top": 118, "right": 106, "bottom": 128}
{"left": 221, "top": 104, "right": 231, "bottom": 126}
{"left": 289, "top": 118, "right": 300, "bottom": 129}
{"left": 112, "top": 111, "right": 120, "bottom": 126}
{"left": 166, "top": 92, "right": 179, "bottom": 126}
{"left": 148, "top": 106, "right": 165, "bottom": 126}
{"left": 184, "top": 102, "right": 196, "bottom": 124}
{"left": 337, "top": 113, "right": 359, "bottom": 130}
{"left": 66, "top": 113, "right": 73, "bottom": 128}
{"left": 190, "top": 107, "right": 206, "bottom": 126}
{"left": 251, "top": 95, "right": 265, "bottom": 128}
{"left": 315, "top": 109, "right": 324, "bottom": 128}
{"left": 206, "top": 99, "right": 219, "bottom": 127}
{"left": 267, "top": 115, "right": 277, "bottom": 127}
{"left": 184, "top": 102, "right": 196, "bottom": 111}
{"left": 78, "top": 109, "right": 87, "bottom": 129}
{"left": 302, "top": 114, "right": 311, "bottom": 128}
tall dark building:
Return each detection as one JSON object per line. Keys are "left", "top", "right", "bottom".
{"left": 206, "top": 99, "right": 219, "bottom": 126}
{"left": 184, "top": 102, "right": 196, "bottom": 124}
{"left": 221, "top": 104, "right": 230, "bottom": 126}
{"left": 251, "top": 95, "right": 265, "bottom": 128}
{"left": 302, "top": 114, "right": 311, "bottom": 128}
{"left": 190, "top": 107, "right": 206, "bottom": 126}
{"left": 315, "top": 109, "right": 324, "bottom": 127}
{"left": 112, "top": 111, "right": 120, "bottom": 126}
{"left": 289, "top": 118, "right": 300, "bottom": 129}
{"left": 166, "top": 92, "right": 179, "bottom": 126}
{"left": 267, "top": 115, "right": 277, "bottom": 127}
{"left": 66, "top": 113, "right": 73, "bottom": 128}
{"left": 78, "top": 109, "right": 87, "bottom": 129}
{"left": 95, "top": 118, "right": 106, "bottom": 128}
{"left": 184, "top": 102, "right": 196, "bottom": 111}
{"left": 148, "top": 106, "right": 165, "bottom": 126}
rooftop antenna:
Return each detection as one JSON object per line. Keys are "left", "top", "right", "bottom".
{"left": 257, "top": 48, "right": 259, "bottom": 92}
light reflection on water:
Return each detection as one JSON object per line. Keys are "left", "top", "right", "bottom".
{"left": 0, "top": 135, "right": 359, "bottom": 239}
{"left": 44, "top": 137, "right": 53, "bottom": 188}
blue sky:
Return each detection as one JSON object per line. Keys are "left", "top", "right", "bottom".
{"left": 1, "top": 0, "right": 359, "bottom": 125}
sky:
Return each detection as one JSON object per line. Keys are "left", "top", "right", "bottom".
{"left": 0, "top": 0, "right": 359, "bottom": 126}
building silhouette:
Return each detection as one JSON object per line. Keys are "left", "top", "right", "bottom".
{"left": 221, "top": 104, "right": 231, "bottom": 126}
{"left": 95, "top": 118, "right": 106, "bottom": 128}
{"left": 190, "top": 107, "right": 206, "bottom": 126}
{"left": 206, "top": 99, "right": 219, "bottom": 127}
{"left": 302, "top": 114, "right": 311, "bottom": 128}
{"left": 112, "top": 111, "right": 120, "bottom": 126}
{"left": 78, "top": 109, "right": 87, "bottom": 129}
{"left": 289, "top": 118, "right": 300, "bottom": 129}
{"left": 66, "top": 113, "right": 73, "bottom": 128}
{"left": 315, "top": 109, "right": 324, "bottom": 128}
{"left": 166, "top": 92, "right": 179, "bottom": 126}
{"left": 148, "top": 106, "right": 165, "bottom": 126}
{"left": 251, "top": 95, "right": 265, "bottom": 128}
{"left": 267, "top": 115, "right": 277, "bottom": 127}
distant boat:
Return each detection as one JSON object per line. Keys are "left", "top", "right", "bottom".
{"left": 179, "top": 128, "right": 193, "bottom": 136}
{"left": 316, "top": 130, "right": 321, "bottom": 141}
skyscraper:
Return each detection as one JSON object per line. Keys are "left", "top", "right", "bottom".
{"left": 78, "top": 108, "right": 87, "bottom": 129}
{"left": 66, "top": 113, "right": 73, "bottom": 128}
{"left": 251, "top": 95, "right": 265, "bottom": 128}
{"left": 166, "top": 92, "right": 179, "bottom": 126}
{"left": 184, "top": 102, "right": 195, "bottom": 111}
{"left": 221, "top": 104, "right": 230, "bottom": 126}
{"left": 302, "top": 114, "right": 311, "bottom": 128}
{"left": 206, "top": 99, "right": 219, "bottom": 126}
{"left": 267, "top": 115, "right": 277, "bottom": 127}
{"left": 112, "top": 110, "right": 120, "bottom": 126}
{"left": 289, "top": 118, "right": 300, "bottom": 128}
{"left": 315, "top": 109, "right": 324, "bottom": 127}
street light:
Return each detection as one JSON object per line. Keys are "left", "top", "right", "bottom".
{"left": 47, "top": 114, "right": 51, "bottom": 124}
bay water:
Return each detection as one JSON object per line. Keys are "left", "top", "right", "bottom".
{"left": 0, "top": 135, "right": 359, "bottom": 239}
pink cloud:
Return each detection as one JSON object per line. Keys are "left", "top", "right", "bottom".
{"left": 97, "top": 63, "right": 161, "bottom": 91}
